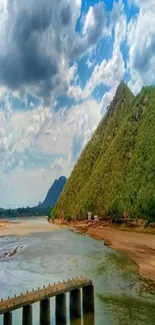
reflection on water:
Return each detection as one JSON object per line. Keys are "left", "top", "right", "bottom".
{"left": 83, "top": 313, "right": 94, "bottom": 325}
{"left": 57, "top": 313, "right": 94, "bottom": 325}
{"left": 0, "top": 219, "right": 155, "bottom": 325}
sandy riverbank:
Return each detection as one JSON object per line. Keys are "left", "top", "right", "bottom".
{"left": 87, "top": 226, "right": 155, "bottom": 282}
{"left": 55, "top": 219, "right": 155, "bottom": 282}
{"left": 1, "top": 217, "right": 155, "bottom": 283}
{"left": 0, "top": 220, "right": 8, "bottom": 227}
{"left": 0, "top": 218, "right": 60, "bottom": 236}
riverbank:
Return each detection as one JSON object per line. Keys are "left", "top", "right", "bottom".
{"left": 0, "top": 218, "right": 60, "bottom": 236}
{"left": 1, "top": 217, "right": 155, "bottom": 283}
{"left": 87, "top": 226, "right": 155, "bottom": 282}
{"left": 53, "top": 219, "right": 155, "bottom": 282}
{"left": 0, "top": 220, "right": 8, "bottom": 228}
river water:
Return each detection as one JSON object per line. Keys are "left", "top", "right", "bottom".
{"left": 0, "top": 218, "right": 155, "bottom": 325}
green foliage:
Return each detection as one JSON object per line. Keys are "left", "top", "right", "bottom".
{"left": 0, "top": 206, "right": 50, "bottom": 218}
{"left": 54, "top": 82, "right": 155, "bottom": 221}
{"left": 49, "top": 205, "right": 58, "bottom": 220}
{"left": 143, "top": 197, "right": 155, "bottom": 222}
{"left": 84, "top": 200, "right": 94, "bottom": 212}
{"left": 108, "top": 200, "right": 122, "bottom": 223}
{"left": 64, "top": 212, "right": 72, "bottom": 222}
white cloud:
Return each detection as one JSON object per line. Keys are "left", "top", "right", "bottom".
{"left": 83, "top": 6, "right": 97, "bottom": 35}
{"left": 83, "top": 2, "right": 105, "bottom": 40}
{"left": 100, "top": 85, "right": 117, "bottom": 115}
{"left": 83, "top": 11, "right": 126, "bottom": 99}
{"left": 129, "top": 0, "right": 155, "bottom": 8}
{"left": 39, "top": 98, "right": 101, "bottom": 155}
{"left": 84, "top": 2, "right": 106, "bottom": 45}
{"left": 83, "top": 44, "right": 125, "bottom": 98}
{"left": 86, "top": 57, "right": 94, "bottom": 68}
{"left": 0, "top": 94, "right": 101, "bottom": 206}
{"left": 0, "top": 166, "right": 63, "bottom": 208}
{"left": 127, "top": 1, "right": 155, "bottom": 94}
{"left": 70, "top": 2, "right": 106, "bottom": 59}
{"left": 2, "top": 0, "right": 155, "bottom": 208}
{"left": 68, "top": 85, "right": 82, "bottom": 101}
{"left": 51, "top": 154, "right": 73, "bottom": 172}
{"left": 110, "top": 0, "right": 123, "bottom": 29}
{"left": 0, "top": 0, "right": 108, "bottom": 104}
{"left": 1, "top": 106, "right": 53, "bottom": 155}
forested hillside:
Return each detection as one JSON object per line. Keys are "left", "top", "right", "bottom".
{"left": 51, "top": 82, "right": 155, "bottom": 221}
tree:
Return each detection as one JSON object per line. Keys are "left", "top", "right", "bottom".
{"left": 84, "top": 200, "right": 94, "bottom": 212}
{"left": 108, "top": 200, "right": 122, "bottom": 223}
{"left": 144, "top": 197, "right": 155, "bottom": 222}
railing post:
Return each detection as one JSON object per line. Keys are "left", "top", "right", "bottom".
{"left": 40, "top": 298, "right": 50, "bottom": 325}
{"left": 3, "top": 312, "right": 12, "bottom": 325}
{"left": 56, "top": 293, "right": 66, "bottom": 324}
{"left": 70, "top": 289, "right": 81, "bottom": 319}
{"left": 22, "top": 305, "right": 32, "bottom": 325}
{"left": 82, "top": 285, "right": 94, "bottom": 313}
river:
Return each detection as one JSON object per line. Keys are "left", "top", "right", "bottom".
{"left": 0, "top": 218, "right": 155, "bottom": 325}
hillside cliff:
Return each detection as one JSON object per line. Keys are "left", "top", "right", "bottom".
{"left": 40, "top": 176, "right": 67, "bottom": 209}
{"left": 52, "top": 82, "right": 155, "bottom": 220}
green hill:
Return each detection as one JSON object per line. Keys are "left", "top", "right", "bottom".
{"left": 51, "top": 82, "right": 155, "bottom": 221}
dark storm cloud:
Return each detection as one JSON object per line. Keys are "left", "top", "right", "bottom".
{"left": 60, "top": 5, "right": 72, "bottom": 25}
{"left": 0, "top": 0, "right": 106, "bottom": 102}
{"left": 0, "top": 0, "right": 58, "bottom": 94}
{"left": 0, "top": 43, "right": 58, "bottom": 89}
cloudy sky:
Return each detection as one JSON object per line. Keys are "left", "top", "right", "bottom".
{"left": 0, "top": 0, "right": 154, "bottom": 208}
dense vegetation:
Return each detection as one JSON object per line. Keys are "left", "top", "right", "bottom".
{"left": 50, "top": 82, "right": 155, "bottom": 221}
{"left": 0, "top": 206, "right": 49, "bottom": 218}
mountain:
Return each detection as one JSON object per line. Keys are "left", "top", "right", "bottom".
{"left": 39, "top": 176, "right": 67, "bottom": 209}
{"left": 51, "top": 82, "right": 155, "bottom": 220}
{"left": 0, "top": 176, "right": 67, "bottom": 218}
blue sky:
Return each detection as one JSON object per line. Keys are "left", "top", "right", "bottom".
{"left": 0, "top": 0, "right": 154, "bottom": 207}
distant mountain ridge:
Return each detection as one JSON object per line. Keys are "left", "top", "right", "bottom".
{"left": 0, "top": 176, "right": 67, "bottom": 218}
{"left": 38, "top": 176, "right": 67, "bottom": 209}
{"left": 52, "top": 82, "right": 155, "bottom": 220}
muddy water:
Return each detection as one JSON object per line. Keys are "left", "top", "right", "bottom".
{"left": 0, "top": 218, "right": 155, "bottom": 325}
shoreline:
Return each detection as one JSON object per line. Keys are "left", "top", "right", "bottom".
{"left": 0, "top": 218, "right": 60, "bottom": 236}
{"left": 53, "top": 219, "right": 155, "bottom": 283}
{"left": 1, "top": 217, "right": 155, "bottom": 284}
{"left": 87, "top": 227, "right": 155, "bottom": 283}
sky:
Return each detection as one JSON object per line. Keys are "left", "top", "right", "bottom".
{"left": 0, "top": 0, "right": 154, "bottom": 208}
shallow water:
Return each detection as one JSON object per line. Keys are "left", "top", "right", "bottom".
{"left": 0, "top": 218, "right": 155, "bottom": 325}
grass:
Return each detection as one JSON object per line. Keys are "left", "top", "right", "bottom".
{"left": 94, "top": 251, "right": 137, "bottom": 279}
{"left": 98, "top": 293, "right": 155, "bottom": 325}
